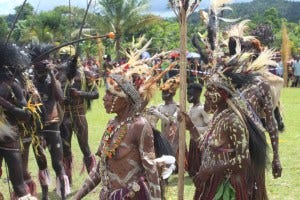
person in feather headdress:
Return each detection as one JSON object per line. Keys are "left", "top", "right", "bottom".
{"left": 0, "top": 42, "right": 37, "bottom": 199}
{"left": 74, "top": 38, "right": 176, "bottom": 200}
{"left": 226, "top": 20, "right": 283, "bottom": 199}
{"left": 193, "top": 51, "right": 273, "bottom": 200}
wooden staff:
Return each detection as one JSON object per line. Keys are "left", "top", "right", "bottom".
{"left": 169, "top": 1, "right": 200, "bottom": 199}
{"left": 281, "top": 22, "right": 291, "bottom": 87}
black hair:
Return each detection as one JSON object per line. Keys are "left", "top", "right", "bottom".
{"left": 26, "top": 43, "right": 55, "bottom": 63}
{"left": 0, "top": 42, "right": 30, "bottom": 80}
{"left": 187, "top": 83, "right": 203, "bottom": 94}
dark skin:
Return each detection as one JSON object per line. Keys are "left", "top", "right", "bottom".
{"left": 33, "top": 60, "right": 68, "bottom": 198}
{"left": 57, "top": 60, "right": 99, "bottom": 183}
{"left": 74, "top": 90, "right": 161, "bottom": 199}
{"left": 194, "top": 85, "right": 248, "bottom": 184}
{"left": 0, "top": 80, "right": 31, "bottom": 123}
{"left": 0, "top": 75, "right": 32, "bottom": 197}
{"left": 179, "top": 89, "right": 202, "bottom": 137}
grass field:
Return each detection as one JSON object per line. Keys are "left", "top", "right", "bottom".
{"left": 0, "top": 87, "right": 299, "bottom": 199}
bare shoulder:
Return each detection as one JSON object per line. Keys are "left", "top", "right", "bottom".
{"left": 132, "top": 116, "right": 151, "bottom": 128}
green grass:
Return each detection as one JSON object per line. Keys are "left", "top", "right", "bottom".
{"left": 0, "top": 87, "right": 299, "bottom": 199}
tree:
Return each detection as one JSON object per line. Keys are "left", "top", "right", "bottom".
{"left": 97, "top": 0, "right": 152, "bottom": 60}
{"left": 0, "top": 17, "right": 8, "bottom": 40}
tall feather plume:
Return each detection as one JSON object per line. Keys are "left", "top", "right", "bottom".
{"left": 125, "top": 37, "right": 152, "bottom": 66}
{"left": 227, "top": 19, "right": 251, "bottom": 38}
{"left": 211, "top": 0, "right": 233, "bottom": 14}
{"left": 247, "top": 49, "right": 277, "bottom": 72}
{"left": 113, "top": 38, "right": 176, "bottom": 102}
{"left": 207, "top": 0, "right": 233, "bottom": 68}
{"left": 139, "top": 62, "right": 177, "bottom": 101}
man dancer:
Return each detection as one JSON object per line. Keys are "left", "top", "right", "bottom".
{"left": 30, "top": 44, "right": 71, "bottom": 199}
{"left": 57, "top": 48, "right": 99, "bottom": 185}
{"left": 0, "top": 43, "right": 36, "bottom": 199}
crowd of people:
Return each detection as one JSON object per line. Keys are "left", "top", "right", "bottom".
{"left": 271, "top": 56, "right": 300, "bottom": 87}
{"left": 0, "top": 35, "right": 286, "bottom": 200}
{"left": 0, "top": 3, "right": 291, "bottom": 200}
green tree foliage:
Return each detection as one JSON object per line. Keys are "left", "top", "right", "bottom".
{"left": 0, "top": 17, "right": 8, "bottom": 40}
{"left": 229, "top": 0, "right": 300, "bottom": 23}
{"left": 97, "top": 0, "right": 161, "bottom": 60}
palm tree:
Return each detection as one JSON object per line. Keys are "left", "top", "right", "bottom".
{"left": 97, "top": 0, "right": 152, "bottom": 60}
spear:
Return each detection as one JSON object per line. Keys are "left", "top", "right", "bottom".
{"left": 5, "top": 0, "right": 27, "bottom": 44}
{"left": 31, "top": 33, "right": 115, "bottom": 63}
{"left": 75, "top": 0, "right": 93, "bottom": 55}
{"left": 169, "top": 1, "right": 200, "bottom": 199}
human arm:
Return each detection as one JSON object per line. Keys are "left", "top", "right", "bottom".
{"left": 180, "top": 108, "right": 210, "bottom": 140}
{"left": 73, "top": 161, "right": 101, "bottom": 200}
{"left": 194, "top": 116, "right": 249, "bottom": 183}
{"left": 0, "top": 83, "right": 32, "bottom": 122}
{"left": 70, "top": 84, "right": 99, "bottom": 100}
{"left": 69, "top": 71, "right": 99, "bottom": 100}
{"left": 148, "top": 105, "right": 178, "bottom": 125}
{"left": 48, "top": 66, "right": 64, "bottom": 102}
{"left": 260, "top": 83, "right": 282, "bottom": 178}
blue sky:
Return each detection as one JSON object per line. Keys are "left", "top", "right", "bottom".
{"left": 0, "top": 0, "right": 253, "bottom": 16}
{"left": 0, "top": 0, "right": 289, "bottom": 17}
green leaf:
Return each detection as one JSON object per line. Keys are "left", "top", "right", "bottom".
{"left": 214, "top": 181, "right": 225, "bottom": 200}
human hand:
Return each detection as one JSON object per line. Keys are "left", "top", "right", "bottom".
{"left": 272, "top": 156, "right": 282, "bottom": 178}
{"left": 0, "top": 96, "right": 13, "bottom": 110}
{"left": 69, "top": 88, "right": 81, "bottom": 97}
{"left": 147, "top": 107, "right": 160, "bottom": 117}
{"left": 178, "top": 111, "right": 194, "bottom": 130}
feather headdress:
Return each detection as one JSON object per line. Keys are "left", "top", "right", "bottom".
{"left": 106, "top": 38, "right": 176, "bottom": 111}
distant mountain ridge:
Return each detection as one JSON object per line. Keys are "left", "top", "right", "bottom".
{"left": 188, "top": 0, "right": 300, "bottom": 23}
{"left": 230, "top": 0, "right": 300, "bottom": 22}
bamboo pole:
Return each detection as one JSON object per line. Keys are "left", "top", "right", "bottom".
{"left": 281, "top": 23, "right": 291, "bottom": 87}
{"left": 169, "top": 1, "right": 200, "bottom": 199}
{"left": 178, "top": 6, "right": 187, "bottom": 199}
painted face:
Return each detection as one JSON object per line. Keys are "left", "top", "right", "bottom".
{"left": 34, "top": 61, "right": 50, "bottom": 81}
{"left": 162, "top": 90, "right": 174, "bottom": 101}
{"left": 103, "top": 90, "right": 126, "bottom": 114}
{"left": 204, "top": 85, "right": 222, "bottom": 113}
{"left": 187, "top": 89, "right": 200, "bottom": 104}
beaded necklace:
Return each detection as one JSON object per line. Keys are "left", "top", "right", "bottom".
{"left": 102, "top": 116, "right": 133, "bottom": 159}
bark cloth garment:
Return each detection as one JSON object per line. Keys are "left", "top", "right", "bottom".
{"left": 194, "top": 108, "right": 250, "bottom": 200}
{"left": 97, "top": 116, "right": 161, "bottom": 199}
{"left": 75, "top": 116, "right": 161, "bottom": 200}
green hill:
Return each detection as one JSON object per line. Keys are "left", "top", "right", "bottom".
{"left": 229, "top": 0, "right": 300, "bottom": 23}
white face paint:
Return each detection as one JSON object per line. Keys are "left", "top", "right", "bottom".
{"left": 109, "top": 95, "right": 118, "bottom": 113}
{"left": 204, "top": 85, "right": 222, "bottom": 113}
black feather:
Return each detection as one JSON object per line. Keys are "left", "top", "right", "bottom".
{"left": 245, "top": 115, "right": 269, "bottom": 174}
{"left": 153, "top": 128, "right": 175, "bottom": 157}
{"left": 191, "top": 34, "right": 209, "bottom": 64}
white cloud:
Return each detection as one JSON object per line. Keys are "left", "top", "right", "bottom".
{"left": 1, "top": 0, "right": 299, "bottom": 17}
{"left": 0, "top": 0, "right": 24, "bottom": 15}
{"left": 0, "top": 0, "right": 88, "bottom": 15}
